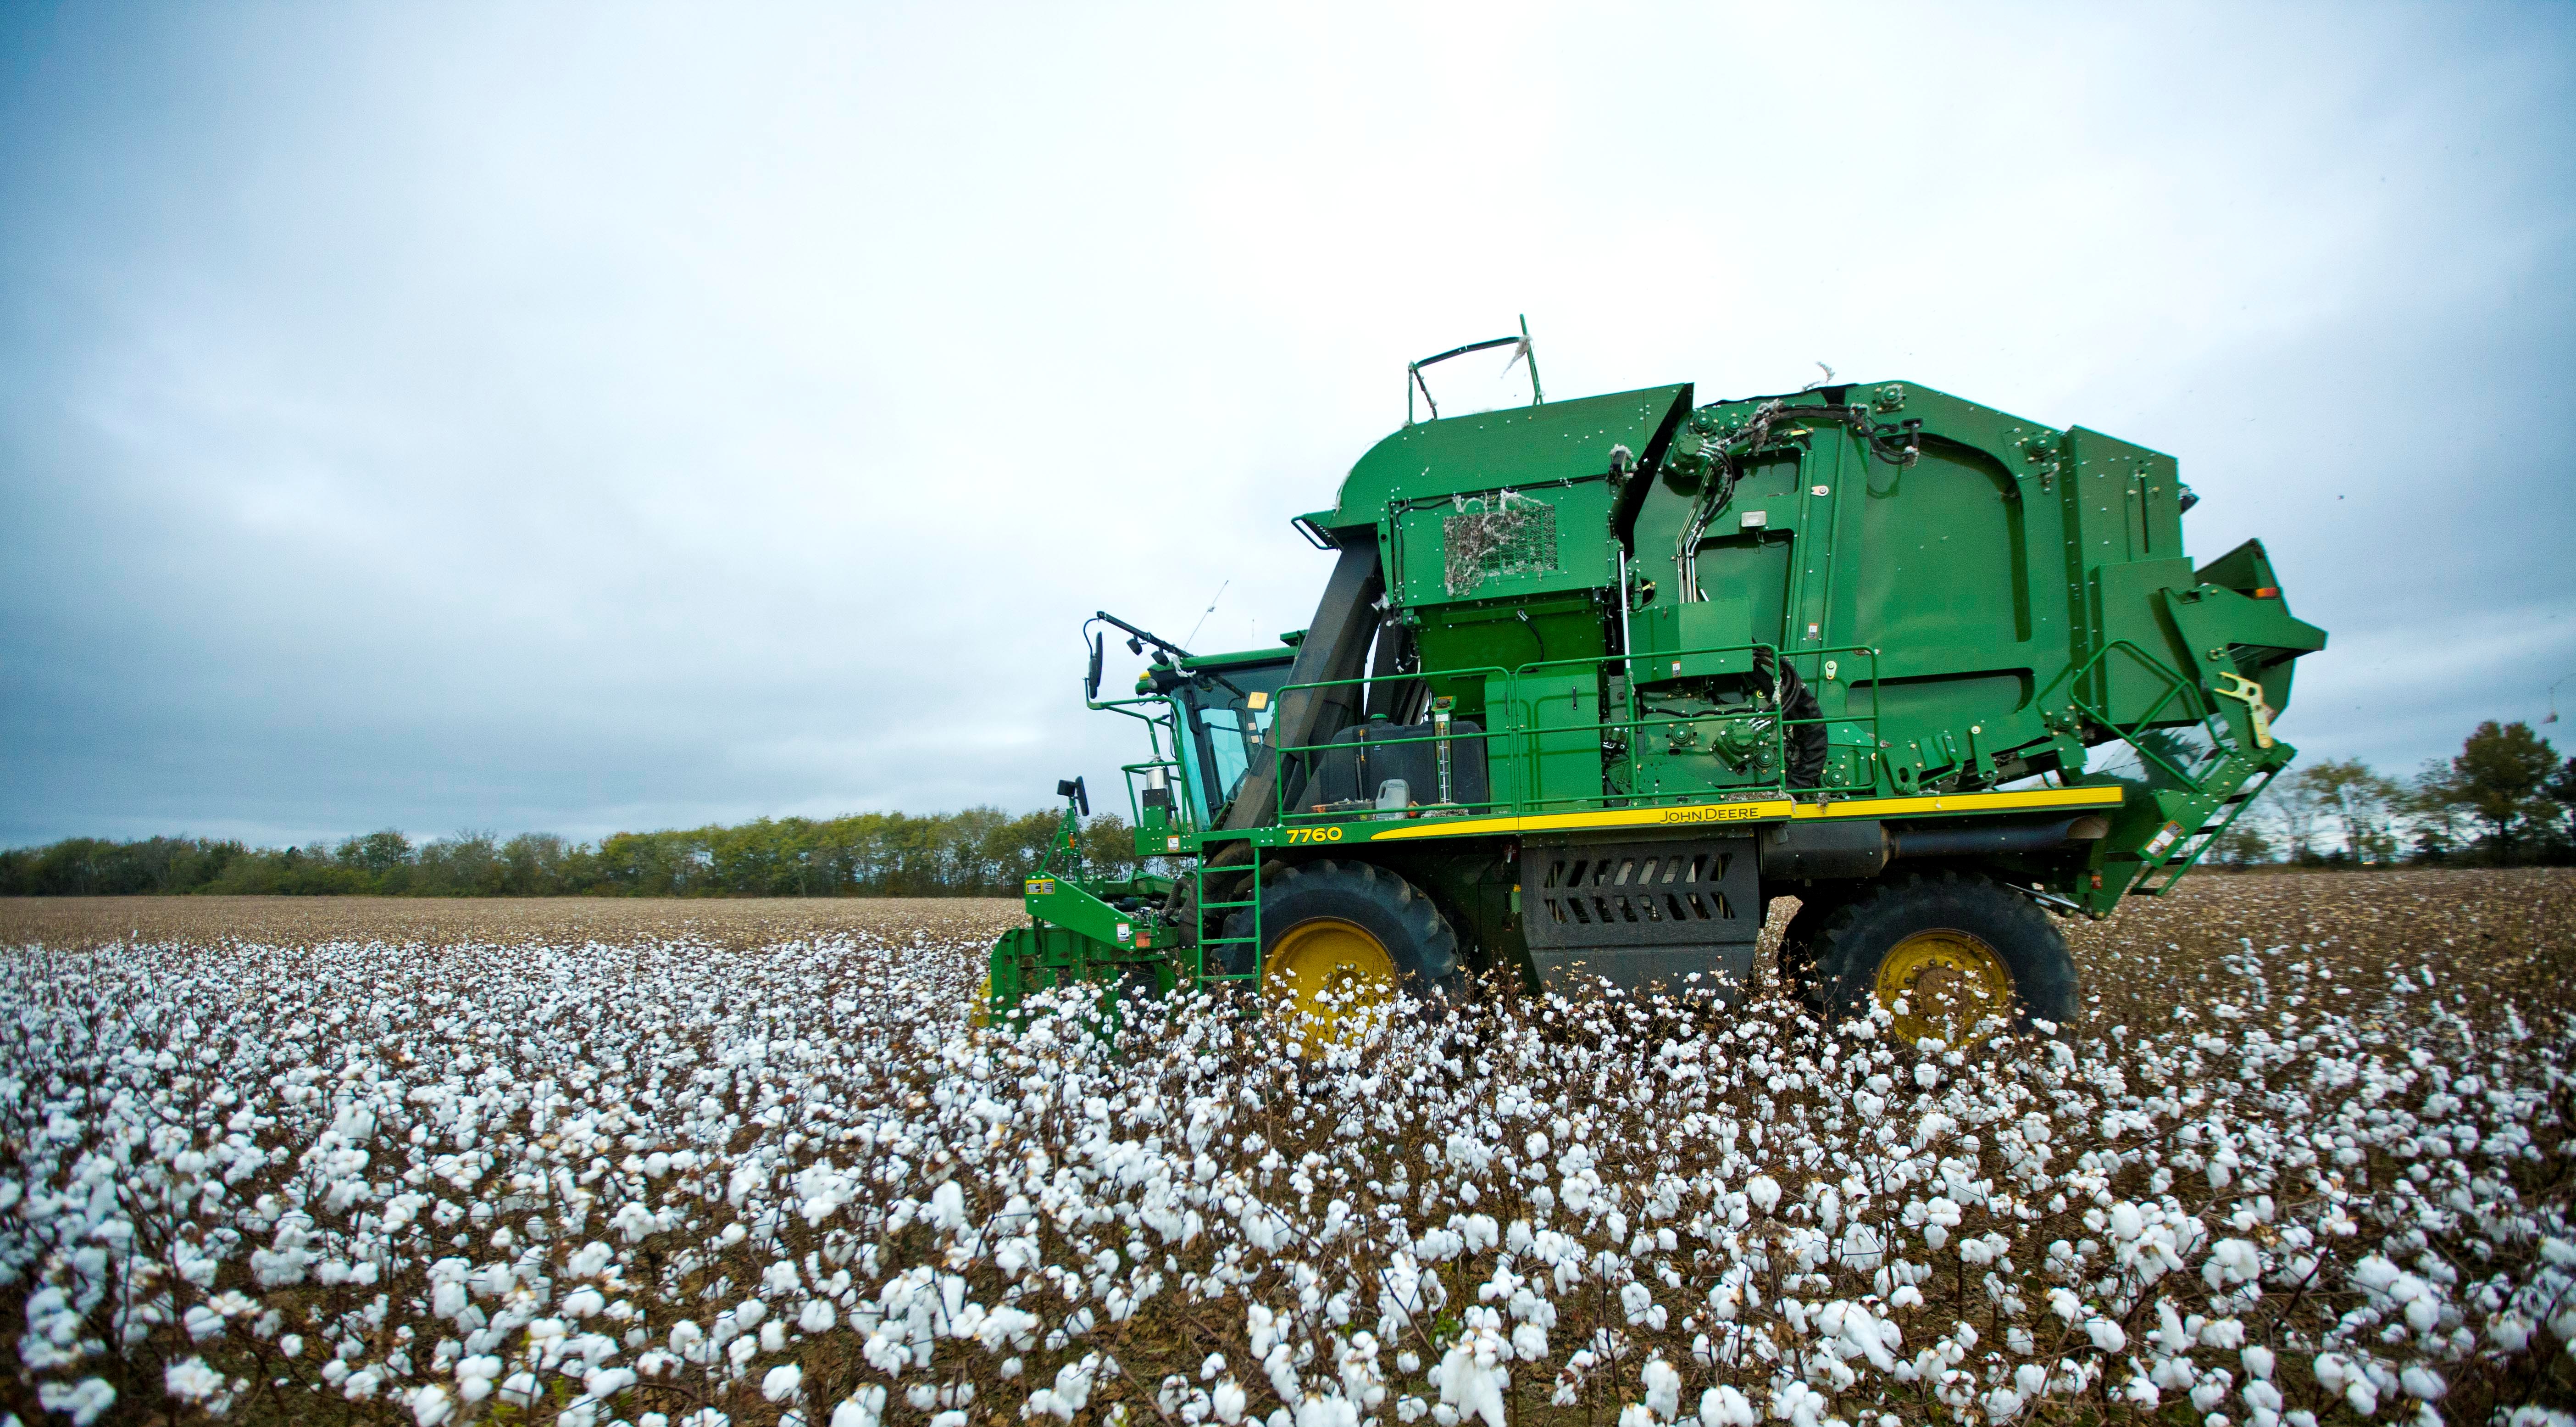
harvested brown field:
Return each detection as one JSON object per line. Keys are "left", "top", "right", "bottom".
{"left": 5, "top": 870, "right": 2571, "bottom": 1427}
{"left": 0, "top": 897, "right": 1026, "bottom": 954}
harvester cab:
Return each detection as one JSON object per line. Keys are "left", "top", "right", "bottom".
{"left": 990, "top": 336, "right": 2326, "bottom": 1048}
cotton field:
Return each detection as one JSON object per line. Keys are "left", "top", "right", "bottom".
{"left": 4, "top": 873, "right": 2573, "bottom": 1427}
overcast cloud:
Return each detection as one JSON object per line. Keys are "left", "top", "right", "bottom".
{"left": 4, "top": 1, "right": 2572, "bottom": 848}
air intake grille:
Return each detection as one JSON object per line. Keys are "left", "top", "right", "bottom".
{"left": 1520, "top": 836, "right": 1760, "bottom": 952}
{"left": 1443, "top": 491, "right": 1557, "bottom": 595}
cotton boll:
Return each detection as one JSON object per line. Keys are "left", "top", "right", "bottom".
{"left": 165, "top": 1356, "right": 225, "bottom": 1401}
{"left": 832, "top": 1387, "right": 888, "bottom": 1427}
{"left": 1698, "top": 1385, "right": 1756, "bottom": 1427}
{"left": 2398, "top": 1367, "right": 2444, "bottom": 1401}
{"left": 412, "top": 1383, "right": 455, "bottom": 1427}
{"left": 763, "top": 1365, "right": 805, "bottom": 1402}
{"left": 1641, "top": 1360, "right": 1681, "bottom": 1421}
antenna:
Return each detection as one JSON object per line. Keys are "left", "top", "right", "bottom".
{"left": 2548, "top": 671, "right": 2575, "bottom": 724}
{"left": 1184, "top": 579, "right": 1229, "bottom": 648}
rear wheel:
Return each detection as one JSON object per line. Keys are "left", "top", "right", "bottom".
{"left": 1809, "top": 871, "right": 2076, "bottom": 1045}
{"left": 1227, "top": 859, "right": 1460, "bottom": 1044}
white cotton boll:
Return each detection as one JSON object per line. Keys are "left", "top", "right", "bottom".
{"left": 763, "top": 1365, "right": 805, "bottom": 1403}
{"left": 1641, "top": 1360, "right": 1681, "bottom": 1421}
{"left": 1746, "top": 1176, "right": 1781, "bottom": 1213}
{"left": 39, "top": 1378, "right": 117, "bottom": 1427}
{"left": 832, "top": 1387, "right": 888, "bottom": 1427}
{"left": 1619, "top": 1408, "right": 1657, "bottom": 1427}
{"left": 2398, "top": 1367, "right": 2444, "bottom": 1401}
{"left": 1915, "top": 1064, "right": 1941, "bottom": 1089}
{"left": 2109, "top": 1203, "right": 2144, "bottom": 1241}
{"left": 799, "top": 1299, "right": 836, "bottom": 1332}
{"left": 1698, "top": 1385, "right": 1756, "bottom": 1427}
{"left": 2242, "top": 1346, "right": 2275, "bottom": 1381}
{"left": 499, "top": 1372, "right": 540, "bottom": 1408}
{"left": 1214, "top": 1380, "right": 1248, "bottom": 1424}
{"left": 930, "top": 1180, "right": 969, "bottom": 1232}
{"left": 762, "top": 1321, "right": 788, "bottom": 1354}
{"left": 2345, "top": 1378, "right": 2379, "bottom": 1417}
{"left": 1298, "top": 1395, "right": 1362, "bottom": 1427}
{"left": 562, "top": 1288, "right": 606, "bottom": 1318}
{"left": 412, "top": 1384, "right": 455, "bottom": 1427}
{"left": 1526, "top": 1132, "right": 1549, "bottom": 1159}
{"left": 165, "top": 1357, "right": 225, "bottom": 1401}
{"left": 1203, "top": 1355, "right": 1227, "bottom": 1382}
{"left": 2087, "top": 1318, "right": 2127, "bottom": 1353}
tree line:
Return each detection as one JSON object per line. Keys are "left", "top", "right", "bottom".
{"left": 0, "top": 809, "right": 1149, "bottom": 898}
{"left": 2210, "top": 719, "right": 2575, "bottom": 868}
{"left": 5, "top": 719, "right": 2569, "bottom": 897}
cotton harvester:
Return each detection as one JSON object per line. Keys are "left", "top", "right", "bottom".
{"left": 988, "top": 332, "right": 2326, "bottom": 1046}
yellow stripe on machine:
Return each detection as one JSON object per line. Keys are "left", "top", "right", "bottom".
{"left": 1355, "top": 785, "right": 2120, "bottom": 843}
{"left": 1788, "top": 786, "right": 2124, "bottom": 819}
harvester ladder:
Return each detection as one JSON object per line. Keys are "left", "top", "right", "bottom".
{"left": 2131, "top": 765, "right": 2276, "bottom": 896}
{"left": 1193, "top": 851, "right": 1265, "bottom": 987}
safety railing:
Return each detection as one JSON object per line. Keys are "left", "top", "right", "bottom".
{"left": 2042, "top": 640, "right": 2272, "bottom": 893}
{"left": 1262, "top": 642, "right": 1884, "bottom": 825}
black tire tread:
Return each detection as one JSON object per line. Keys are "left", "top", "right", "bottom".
{"left": 1221, "top": 858, "right": 1460, "bottom": 994}
{"left": 1807, "top": 869, "right": 2077, "bottom": 1036}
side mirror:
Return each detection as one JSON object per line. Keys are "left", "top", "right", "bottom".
{"left": 1084, "top": 631, "right": 1105, "bottom": 701}
{"left": 1056, "top": 777, "right": 1090, "bottom": 817}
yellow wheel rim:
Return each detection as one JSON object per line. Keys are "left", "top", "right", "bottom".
{"left": 971, "top": 970, "right": 993, "bottom": 1029}
{"left": 1268, "top": 917, "right": 1397, "bottom": 1049}
{"left": 1875, "top": 929, "right": 2015, "bottom": 1048}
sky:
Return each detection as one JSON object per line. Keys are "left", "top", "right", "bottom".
{"left": 3, "top": 1, "right": 2573, "bottom": 849}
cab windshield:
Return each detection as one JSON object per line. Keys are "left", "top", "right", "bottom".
{"left": 1177, "top": 659, "right": 1294, "bottom": 821}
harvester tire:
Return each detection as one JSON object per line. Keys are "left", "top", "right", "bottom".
{"left": 1807, "top": 870, "right": 2076, "bottom": 1043}
{"left": 1774, "top": 889, "right": 1849, "bottom": 1015}
{"left": 1224, "top": 859, "right": 1461, "bottom": 1003}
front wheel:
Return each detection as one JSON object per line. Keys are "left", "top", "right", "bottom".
{"left": 1225, "top": 859, "right": 1460, "bottom": 1044}
{"left": 1809, "top": 871, "right": 2076, "bottom": 1045}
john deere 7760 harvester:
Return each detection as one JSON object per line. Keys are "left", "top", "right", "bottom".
{"left": 990, "top": 339, "right": 2326, "bottom": 1045}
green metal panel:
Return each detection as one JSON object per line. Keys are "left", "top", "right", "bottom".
{"left": 1485, "top": 672, "right": 1601, "bottom": 811}
{"left": 1317, "top": 384, "right": 1693, "bottom": 534}
{"left": 2089, "top": 559, "right": 2196, "bottom": 719}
